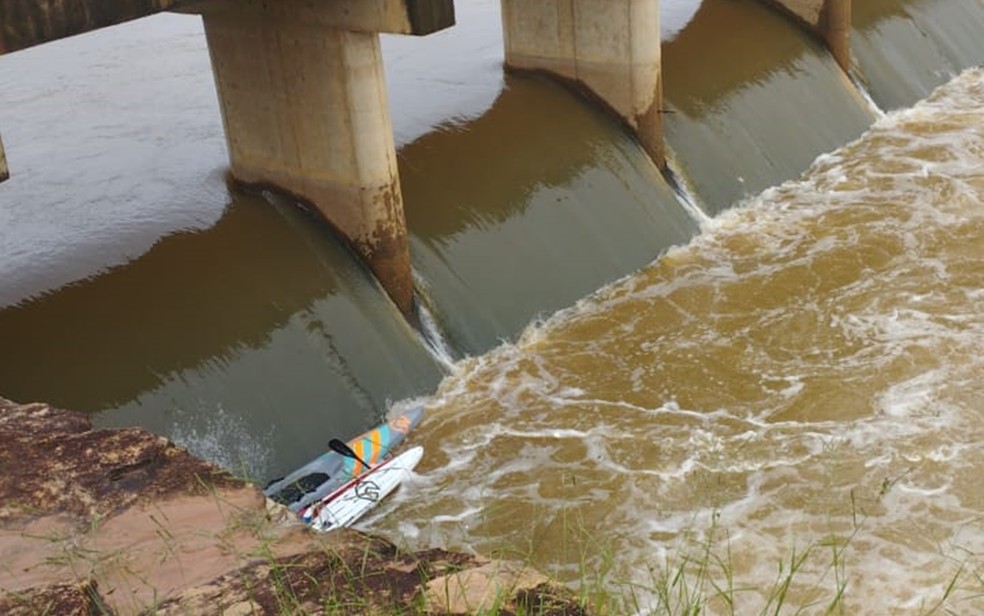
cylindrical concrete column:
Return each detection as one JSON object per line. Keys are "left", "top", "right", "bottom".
{"left": 501, "top": 0, "right": 664, "bottom": 168}
{"left": 202, "top": 12, "right": 413, "bottom": 314}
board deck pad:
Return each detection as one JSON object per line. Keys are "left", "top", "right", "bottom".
{"left": 306, "top": 446, "right": 424, "bottom": 532}
{"left": 263, "top": 405, "right": 424, "bottom": 512}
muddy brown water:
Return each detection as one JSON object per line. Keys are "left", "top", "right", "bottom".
{"left": 1, "top": 1, "right": 983, "bottom": 611}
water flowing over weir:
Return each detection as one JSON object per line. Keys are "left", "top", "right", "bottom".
{"left": 382, "top": 2, "right": 702, "bottom": 354}
{"left": 853, "top": 0, "right": 984, "bottom": 111}
{"left": 0, "top": 192, "right": 446, "bottom": 478}
{"left": 661, "top": 0, "right": 876, "bottom": 215}
{"left": 399, "top": 75, "right": 698, "bottom": 354}
{"left": 0, "top": 17, "right": 444, "bottom": 479}
{"left": 0, "top": 3, "right": 983, "bottom": 603}
{"left": 380, "top": 69, "right": 984, "bottom": 612}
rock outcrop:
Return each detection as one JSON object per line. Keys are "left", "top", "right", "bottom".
{"left": 0, "top": 398, "right": 244, "bottom": 526}
{"left": 0, "top": 398, "right": 587, "bottom": 615}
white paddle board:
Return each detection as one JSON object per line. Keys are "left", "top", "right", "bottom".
{"left": 306, "top": 446, "right": 423, "bottom": 532}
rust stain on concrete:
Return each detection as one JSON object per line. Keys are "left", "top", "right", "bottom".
{"left": 355, "top": 178, "right": 414, "bottom": 316}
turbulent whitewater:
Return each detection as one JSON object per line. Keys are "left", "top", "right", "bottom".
{"left": 380, "top": 69, "right": 984, "bottom": 614}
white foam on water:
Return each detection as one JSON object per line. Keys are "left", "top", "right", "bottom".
{"left": 170, "top": 403, "right": 273, "bottom": 482}
{"left": 378, "top": 69, "right": 984, "bottom": 614}
{"left": 497, "top": 427, "right": 592, "bottom": 440}
{"left": 877, "top": 368, "right": 949, "bottom": 418}
{"left": 428, "top": 507, "right": 485, "bottom": 525}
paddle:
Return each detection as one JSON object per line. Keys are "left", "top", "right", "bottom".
{"left": 328, "top": 438, "right": 372, "bottom": 470}
{"left": 309, "top": 439, "right": 378, "bottom": 516}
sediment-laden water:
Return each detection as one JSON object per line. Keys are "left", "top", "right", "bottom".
{"left": 2, "top": 1, "right": 983, "bottom": 611}
{"left": 381, "top": 68, "right": 984, "bottom": 613}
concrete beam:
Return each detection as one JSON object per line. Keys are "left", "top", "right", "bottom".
{"left": 500, "top": 0, "right": 664, "bottom": 168}
{"left": 0, "top": 0, "right": 453, "bottom": 55}
{"left": 0, "top": 0, "right": 197, "bottom": 54}
{"left": 203, "top": 8, "right": 414, "bottom": 313}
{"left": 0, "top": 132, "right": 8, "bottom": 183}
{"left": 757, "top": 0, "right": 851, "bottom": 71}
{"left": 190, "top": 0, "right": 453, "bottom": 35}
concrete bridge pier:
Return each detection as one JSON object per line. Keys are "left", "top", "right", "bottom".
{"left": 761, "top": 0, "right": 852, "bottom": 71}
{"left": 197, "top": 0, "right": 453, "bottom": 315}
{"left": 500, "top": 0, "right": 665, "bottom": 168}
{"left": 1, "top": 133, "right": 8, "bottom": 182}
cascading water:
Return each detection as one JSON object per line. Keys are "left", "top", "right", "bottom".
{"left": 399, "top": 75, "right": 700, "bottom": 355}
{"left": 1, "top": 3, "right": 983, "bottom": 610}
{"left": 852, "top": 0, "right": 984, "bottom": 110}
{"left": 661, "top": 0, "right": 876, "bottom": 215}
{"left": 0, "top": 188, "right": 445, "bottom": 479}
{"left": 379, "top": 68, "right": 984, "bottom": 613}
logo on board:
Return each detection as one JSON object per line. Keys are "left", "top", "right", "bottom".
{"left": 354, "top": 480, "right": 381, "bottom": 502}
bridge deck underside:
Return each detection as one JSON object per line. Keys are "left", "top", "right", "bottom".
{"left": 0, "top": 0, "right": 196, "bottom": 54}
{"left": 0, "top": 0, "right": 455, "bottom": 55}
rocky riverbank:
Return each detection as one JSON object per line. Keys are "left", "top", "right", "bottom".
{"left": 0, "top": 398, "right": 586, "bottom": 615}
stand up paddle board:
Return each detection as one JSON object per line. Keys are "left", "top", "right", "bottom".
{"left": 305, "top": 445, "right": 423, "bottom": 532}
{"left": 263, "top": 405, "right": 424, "bottom": 512}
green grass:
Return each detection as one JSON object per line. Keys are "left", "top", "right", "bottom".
{"left": 547, "top": 505, "right": 983, "bottom": 616}
{"left": 8, "top": 474, "right": 982, "bottom": 615}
